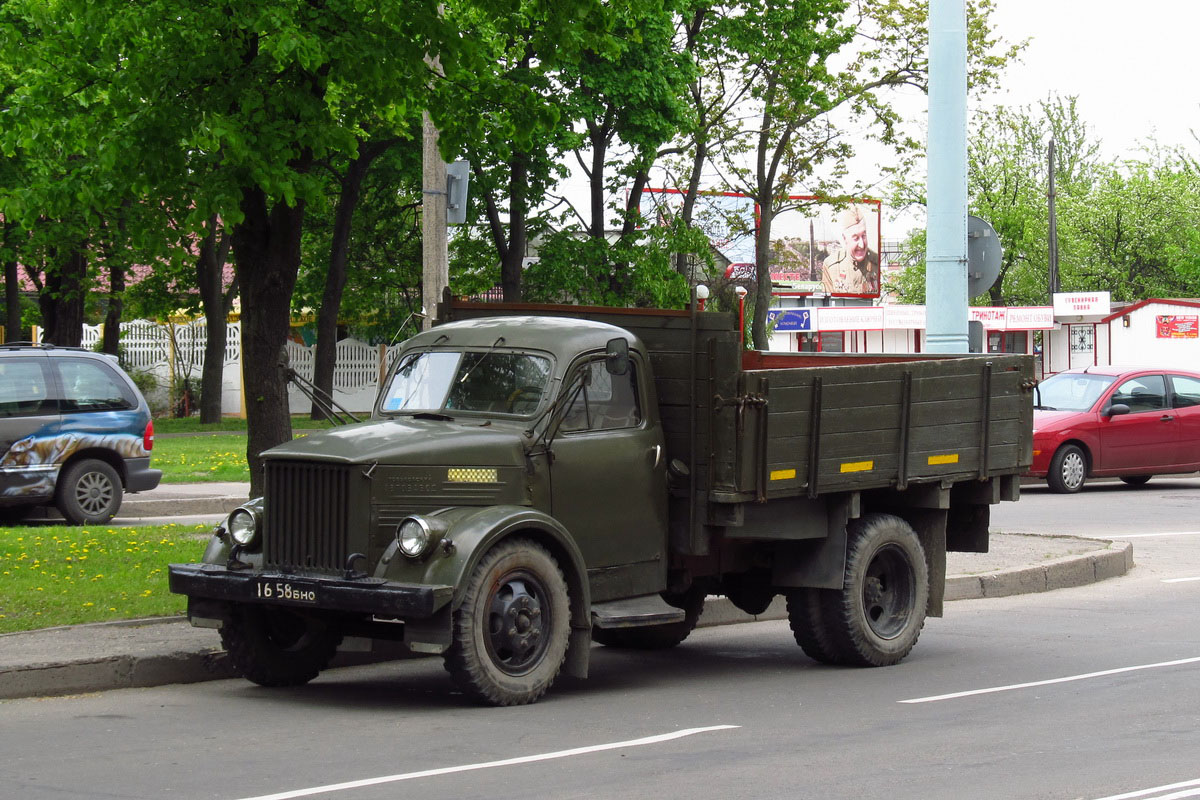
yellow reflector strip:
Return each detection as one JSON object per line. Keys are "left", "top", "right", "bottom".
{"left": 927, "top": 454, "right": 960, "bottom": 466}
{"left": 770, "top": 468, "right": 797, "bottom": 481}
{"left": 447, "top": 468, "right": 499, "bottom": 484}
{"left": 840, "top": 461, "right": 874, "bottom": 473}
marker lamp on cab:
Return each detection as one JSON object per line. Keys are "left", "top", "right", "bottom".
{"left": 397, "top": 516, "right": 438, "bottom": 559}
{"left": 228, "top": 507, "right": 260, "bottom": 548}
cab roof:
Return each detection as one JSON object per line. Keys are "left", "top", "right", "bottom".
{"left": 406, "top": 315, "right": 643, "bottom": 361}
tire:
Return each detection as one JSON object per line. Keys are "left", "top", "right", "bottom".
{"left": 1047, "top": 444, "right": 1087, "bottom": 493}
{"left": 56, "top": 459, "right": 122, "bottom": 525}
{"left": 817, "top": 514, "right": 929, "bottom": 667}
{"left": 592, "top": 586, "right": 706, "bottom": 650}
{"left": 1120, "top": 475, "right": 1152, "bottom": 487}
{"left": 220, "top": 605, "right": 342, "bottom": 687}
{"left": 444, "top": 539, "right": 570, "bottom": 706}
{"left": 785, "top": 588, "right": 843, "bottom": 665}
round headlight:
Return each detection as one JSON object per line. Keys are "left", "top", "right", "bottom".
{"left": 228, "top": 508, "right": 258, "bottom": 547}
{"left": 397, "top": 517, "right": 432, "bottom": 559}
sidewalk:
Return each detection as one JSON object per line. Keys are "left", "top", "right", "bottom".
{"left": 0, "top": 483, "right": 1134, "bottom": 701}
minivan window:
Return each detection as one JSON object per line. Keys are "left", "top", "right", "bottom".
{"left": 0, "top": 359, "right": 57, "bottom": 417}
{"left": 57, "top": 360, "right": 136, "bottom": 412}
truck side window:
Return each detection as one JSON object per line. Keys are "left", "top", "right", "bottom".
{"left": 561, "top": 359, "right": 641, "bottom": 432}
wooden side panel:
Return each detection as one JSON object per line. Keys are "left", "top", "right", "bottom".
{"left": 740, "top": 355, "right": 1033, "bottom": 499}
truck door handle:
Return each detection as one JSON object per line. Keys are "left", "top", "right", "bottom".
{"left": 650, "top": 445, "right": 663, "bottom": 468}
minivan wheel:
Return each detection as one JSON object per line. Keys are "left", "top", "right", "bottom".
{"left": 1047, "top": 444, "right": 1087, "bottom": 493}
{"left": 56, "top": 459, "right": 122, "bottom": 524}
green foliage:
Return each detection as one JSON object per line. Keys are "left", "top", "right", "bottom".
{"left": 889, "top": 95, "right": 1200, "bottom": 307}
{"left": 524, "top": 227, "right": 690, "bottom": 308}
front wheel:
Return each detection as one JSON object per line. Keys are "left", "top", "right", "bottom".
{"left": 220, "top": 605, "right": 343, "bottom": 687}
{"left": 56, "top": 458, "right": 122, "bottom": 524}
{"left": 444, "top": 539, "right": 570, "bottom": 706}
{"left": 1047, "top": 444, "right": 1087, "bottom": 493}
{"left": 817, "top": 514, "right": 929, "bottom": 667}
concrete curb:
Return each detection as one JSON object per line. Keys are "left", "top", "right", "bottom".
{"left": 944, "top": 540, "right": 1133, "bottom": 601}
{"left": 119, "top": 495, "right": 247, "bottom": 518}
{"left": 0, "top": 540, "right": 1133, "bottom": 701}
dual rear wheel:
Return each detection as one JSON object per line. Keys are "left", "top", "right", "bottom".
{"left": 787, "top": 514, "right": 929, "bottom": 667}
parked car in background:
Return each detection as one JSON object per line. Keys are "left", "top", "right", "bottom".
{"left": 0, "top": 344, "right": 161, "bottom": 524}
{"left": 1029, "top": 366, "right": 1200, "bottom": 493}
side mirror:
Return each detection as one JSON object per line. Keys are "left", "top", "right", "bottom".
{"left": 1104, "top": 403, "right": 1131, "bottom": 417}
{"left": 605, "top": 337, "right": 630, "bottom": 376}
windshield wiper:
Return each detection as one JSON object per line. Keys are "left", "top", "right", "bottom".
{"left": 456, "top": 337, "right": 506, "bottom": 386}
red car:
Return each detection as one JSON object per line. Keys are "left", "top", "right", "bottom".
{"left": 1029, "top": 366, "right": 1200, "bottom": 493}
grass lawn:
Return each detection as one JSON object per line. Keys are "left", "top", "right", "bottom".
{"left": 0, "top": 522, "right": 212, "bottom": 634}
{"left": 153, "top": 415, "right": 337, "bottom": 434}
{"left": 153, "top": 434, "right": 250, "bottom": 483}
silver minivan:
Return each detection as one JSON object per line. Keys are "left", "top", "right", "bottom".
{"left": 0, "top": 344, "right": 161, "bottom": 524}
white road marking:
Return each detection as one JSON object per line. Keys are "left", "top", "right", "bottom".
{"left": 234, "top": 725, "right": 741, "bottom": 800}
{"left": 1090, "top": 777, "right": 1200, "bottom": 799}
{"left": 1108, "top": 531, "right": 1200, "bottom": 539}
{"left": 899, "top": 656, "right": 1200, "bottom": 704}
{"left": 1162, "top": 576, "right": 1200, "bottom": 583}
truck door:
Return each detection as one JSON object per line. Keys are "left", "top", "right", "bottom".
{"left": 549, "top": 354, "right": 669, "bottom": 602}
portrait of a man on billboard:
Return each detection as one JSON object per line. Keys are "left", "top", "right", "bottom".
{"left": 820, "top": 204, "right": 879, "bottom": 296}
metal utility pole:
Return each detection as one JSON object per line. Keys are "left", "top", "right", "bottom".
{"left": 1047, "top": 138, "right": 1060, "bottom": 297}
{"left": 925, "top": 0, "right": 969, "bottom": 353}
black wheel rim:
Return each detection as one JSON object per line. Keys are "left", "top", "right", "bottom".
{"left": 861, "top": 543, "right": 916, "bottom": 640}
{"left": 485, "top": 569, "right": 551, "bottom": 676}
{"left": 74, "top": 470, "right": 114, "bottom": 516}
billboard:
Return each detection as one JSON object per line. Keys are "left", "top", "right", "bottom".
{"left": 641, "top": 188, "right": 883, "bottom": 299}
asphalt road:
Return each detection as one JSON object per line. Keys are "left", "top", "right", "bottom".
{"left": 3, "top": 485, "right": 1199, "bottom": 800}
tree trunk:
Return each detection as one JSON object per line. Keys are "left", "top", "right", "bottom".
{"left": 231, "top": 187, "right": 305, "bottom": 498}
{"left": 40, "top": 245, "right": 87, "bottom": 347}
{"left": 500, "top": 153, "right": 528, "bottom": 302}
{"left": 752, "top": 200, "right": 774, "bottom": 350}
{"left": 4, "top": 262, "right": 20, "bottom": 346}
{"left": 196, "top": 216, "right": 234, "bottom": 424}
{"left": 102, "top": 263, "right": 124, "bottom": 356}
{"left": 312, "top": 140, "right": 391, "bottom": 418}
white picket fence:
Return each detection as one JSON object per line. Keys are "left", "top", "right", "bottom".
{"left": 72, "top": 320, "right": 400, "bottom": 416}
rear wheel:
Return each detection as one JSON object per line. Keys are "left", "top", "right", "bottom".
{"left": 220, "top": 605, "right": 343, "bottom": 687}
{"left": 785, "top": 588, "right": 843, "bottom": 664}
{"left": 56, "top": 458, "right": 122, "bottom": 524}
{"left": 1047, "top": 444, "right": 1087, "bottom": 493}
{"left": 444, "top": 539, "right": 570, "bottom": 706}
{"left": 1119, "top": 475, "right": 1151, "bottom": 487}
{"left": 592, "top": 586, "right": 706, "bottom": 650}
{"left": 817, "top": 514, "right": 928, "bottom": 667}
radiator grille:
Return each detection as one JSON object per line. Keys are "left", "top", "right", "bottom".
{"left": 264, "top": 461, "right": 351, "bottom": 572}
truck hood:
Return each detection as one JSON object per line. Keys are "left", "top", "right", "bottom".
{"left": 263, "top": 417, "right": 530, "bottom": 467}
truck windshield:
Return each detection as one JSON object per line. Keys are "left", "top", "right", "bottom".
{"left": 380, "top": 350, "right": 552, "bottom": 416}
{"left": 1035, "top": 372, "right": 1116, "bottom": 411}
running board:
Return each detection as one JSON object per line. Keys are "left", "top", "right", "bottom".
{"left": 591, "top": 594, "right": 685, "bottom": 629}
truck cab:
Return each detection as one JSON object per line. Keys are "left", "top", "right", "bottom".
{"left": 171, "top": 316, "right": 673, "bottom": 706}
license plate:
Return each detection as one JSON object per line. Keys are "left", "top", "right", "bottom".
{"left": 254, "top": 578, "right": 319, "bottom": 605}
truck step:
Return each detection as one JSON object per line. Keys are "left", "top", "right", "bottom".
{"left": 591, "top": 594, "right": 686, "bottom": 629}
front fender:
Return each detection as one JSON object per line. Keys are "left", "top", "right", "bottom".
{"left": 377, "top": 505, "right": 590, "bottom": 625}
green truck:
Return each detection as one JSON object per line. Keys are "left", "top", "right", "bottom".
{"left": 169, "top": 300, "right": 1035, "bottom": 706}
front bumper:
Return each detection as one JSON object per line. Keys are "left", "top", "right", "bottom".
{"left": 167, "top": 563, "right": 454, "bottom": 619}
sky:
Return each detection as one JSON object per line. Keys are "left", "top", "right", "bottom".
{"left": 982, "top": 0, "right": 1196, "bottom": 160}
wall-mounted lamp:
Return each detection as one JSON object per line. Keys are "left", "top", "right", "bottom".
{"left": 1122, "top": 315, "right": 1130, "bottom": 328}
